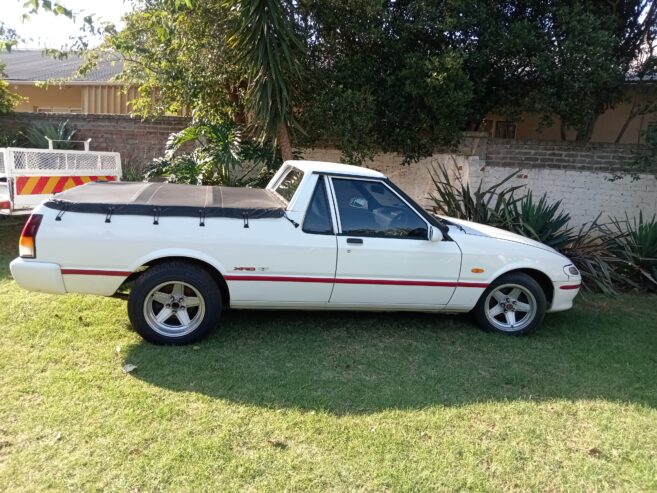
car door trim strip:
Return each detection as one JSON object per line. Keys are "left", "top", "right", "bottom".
{"left": 224, "top": 274, "right": 488, "bottom": 288}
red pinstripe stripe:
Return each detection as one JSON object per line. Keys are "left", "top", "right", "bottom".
{"left": 559, "top": 284, "right": 581, "bottom": 290}
{"left": 59, "top": 271, "right": 488, "bottom": 288}
{"left": 61, "top": 269, "right": 132, "bottom": 276}
{"left": 224, "top": 275, "right": 488, "bottom": 288}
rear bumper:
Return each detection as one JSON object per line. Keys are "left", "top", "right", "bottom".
{"left": 9, "top": 258, "right": 67, "bottom": 294}
{"left": 548, "top": 280, "right": 581, "bottom": 313}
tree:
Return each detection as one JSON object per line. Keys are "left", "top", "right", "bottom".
{"left": 231, "top": 0, "right": 303, "bottom": 161}
{"left": 107, "top": 0, "right": 302, "bottom": 161}
{"left": 450, "top": 1, "right": 656, "bottom": 142}
{"left": 105, "top": 0, "right": 657, "bottom": 163}
{"left": 0, "top": 23, "right": 21, "bottom": 113}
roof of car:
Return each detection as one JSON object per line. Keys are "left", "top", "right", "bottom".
{"left": 286, "top": 160, "right": 386, "bottom": 179}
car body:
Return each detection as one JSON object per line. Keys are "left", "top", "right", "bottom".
{"left": 10, "top": 160, "right": 581, "bottom": 343}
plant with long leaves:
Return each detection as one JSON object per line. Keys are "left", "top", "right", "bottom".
{"left": 427, "top": 161, "right": 524, "bottom": 226}
{"left": 598, "top": 213, "right": 657, "bottom": 290}
{"left": 501, "top": 191, "right": 576, "bottom": 250}
{"left": 230, "top": 0, "right": 304, "bottom": 161}
{"left": 23, "top": 120, "right": 77, "bottom": 149}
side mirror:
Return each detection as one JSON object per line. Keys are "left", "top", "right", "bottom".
{"left": 428, "top": 225, "right": 443, "bottom": 242}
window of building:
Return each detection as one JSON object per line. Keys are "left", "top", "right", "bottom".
{"left": 494, "top": 121, "right": 517, "bottom": 139}
{"left": 646, "top": 122, "right": 657, "bottom": 142}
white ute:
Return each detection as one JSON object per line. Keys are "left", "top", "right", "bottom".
{"left": 10, "top": 160, "right": 581, "bottom": 344}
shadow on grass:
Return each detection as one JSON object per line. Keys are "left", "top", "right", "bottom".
{"left": 0, "top": 218, "right": 26, "bottom": 281}
{"left": 124, "top": 298, "right": 657, "bottom": 413}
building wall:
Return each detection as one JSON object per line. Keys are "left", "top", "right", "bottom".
{"left": 485, "top": 88, "right": 657, "bottom": 144}
{"left": 9, "top": 84, "right": 139, "bottom": 115}
{"left": 10, "top": 84, "right": 83, "bottom": 113}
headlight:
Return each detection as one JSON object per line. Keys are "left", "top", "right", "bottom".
{"left": 564, "top": 264, "right": 580, "bottom": 276}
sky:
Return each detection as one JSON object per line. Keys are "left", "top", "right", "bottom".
{"left": 3, "top": 0, "right": 133, "bottom": 49}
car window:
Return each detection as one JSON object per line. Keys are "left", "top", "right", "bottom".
{"left": 331, "top": 178, "right": 428, "bottom": 239}
{"left": 302, "top": 178, "right": 333, "bottom": 235}
{"left": 274, "top": 167, "right": 304, "bottom": 203}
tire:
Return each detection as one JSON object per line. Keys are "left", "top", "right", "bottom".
{"left": 127, "top": 261, "right": 222, "bottom": 344}
{"left": 472, "top": 272, "right": 546, "bottom": 335}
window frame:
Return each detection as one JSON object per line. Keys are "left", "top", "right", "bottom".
{"left": 270, "top": 165, "right": 305, "bottom": 204}
{"left": 301, "top": 175, "right": 335, "bottom": 235}
{"left": 327, "top": 176, "right": 431, "bottom": 241}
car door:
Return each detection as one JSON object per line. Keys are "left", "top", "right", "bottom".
{"left": 327, "top": 176, "right": 462, "bottom": 307}
{"left": 225, "top": 170, "right": 338, "bottom": 306}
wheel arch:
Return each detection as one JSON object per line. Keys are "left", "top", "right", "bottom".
{"left": 493, "top": 268, "right": 554, "bottom": 307}
{"left": 120, "top": 255, "right": 231, "bottom": 307}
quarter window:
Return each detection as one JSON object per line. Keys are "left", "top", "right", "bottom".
{"left": 303, "top": 178, "right": 333, "bottom": 234}
{"left": 332, "top": 178, "right": 428, "bottom": 239}
{"left": 274, "top": 167, "right": 304, "bottom": 203}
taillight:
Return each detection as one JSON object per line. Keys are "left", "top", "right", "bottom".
{"left": 19, "top": 214, "right": 43, "bottom": 258}
{"left": 0, "top": 200, "right": 10, "bottom": 210}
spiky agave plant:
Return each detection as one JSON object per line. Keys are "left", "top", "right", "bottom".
{"left": 502, "top": 191, "right": 576, "bottom": 250}
{"left": 600, "top": 213, "right": 657, "bottom": 290}
{"left": 427, "top": 161, "right": 524, "bottom": 226}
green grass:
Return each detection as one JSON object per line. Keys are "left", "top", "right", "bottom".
{"left": 0, "top": 216, "right": 656, "bottom": 492}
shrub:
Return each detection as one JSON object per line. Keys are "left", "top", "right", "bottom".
{"left": 428, "top": 161, "right": 523, "bottom": 226}
{"left": 599, "top": 213, "right": 657, "bottom": 291}
{"left": 23, "top": 120, "right": 77, "bottom": 149}
{"left": 501, "top": 191, "right": 576, "bottom": 250}
{"left": 145, "top": 120, "right": 281, "bottom": 187}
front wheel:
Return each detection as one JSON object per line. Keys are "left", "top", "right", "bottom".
{"left": 127, "top": 261, "right": 222, "bottom": 344}
{"left": 472, "top": 272, "right": 546, "bottom": 335}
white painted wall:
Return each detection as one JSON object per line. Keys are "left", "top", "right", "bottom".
{"left": 301, "top": 147, "right": 657, "bottom": 228}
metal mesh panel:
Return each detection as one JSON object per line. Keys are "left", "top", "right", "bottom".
{"left": 9, "top": 149, "right": 121, "bottom": 176}
{"left": 0, "top": 150, "right": 5, "bottom": 175}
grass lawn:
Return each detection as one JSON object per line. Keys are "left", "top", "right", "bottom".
{"left": 0, "top": 216, "right": 656, "bottom": 492}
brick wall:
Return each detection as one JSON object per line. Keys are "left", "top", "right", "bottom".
{"left": 0, "top": 113, "right": 190, "bottom": 173}
{"left": 486, "top": 138, "right": 641, "bottom": 172}
{"left": 303, "top": 134, "right": 656, "bottom": 228}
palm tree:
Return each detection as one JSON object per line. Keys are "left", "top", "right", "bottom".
{"left": 232, "top": 0, "right": 303, "bottom": 161}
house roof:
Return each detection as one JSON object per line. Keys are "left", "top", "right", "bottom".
{"left": 0, "top": 49, "right": 123, "bottom": 83}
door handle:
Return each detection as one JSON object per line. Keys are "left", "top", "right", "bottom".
{"left": 346, "top": 238, "right": 363, "bottom": 244}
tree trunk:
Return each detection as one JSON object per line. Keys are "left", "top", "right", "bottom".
{"left": 277, "top": 122, "right": 293, "bottom": 162}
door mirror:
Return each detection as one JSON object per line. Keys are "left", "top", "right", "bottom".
{"left": 428, "top": 225, "right": 443, "bottom": 242}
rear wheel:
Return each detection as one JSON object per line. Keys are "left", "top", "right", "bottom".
{"left": 128, "top": 261, "right": 222, "bottom": 344}
{"left": 473, "top": 272, "right": 546, "bottom": 335}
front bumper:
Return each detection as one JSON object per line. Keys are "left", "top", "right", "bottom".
{"left": 548, "top": 280, "right": 581, "bottom": 313}
{"left": 9, "top": 258, "right": 67, "bottom": 294}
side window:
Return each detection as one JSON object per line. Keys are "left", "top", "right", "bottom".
{"left": 332, "top": 178, "right": 428, "bottom": 239}
{"left": 274, "top": 167, "right": 304, "bottom": 203}
{"left": 302, "top": 178, "right": 333, "bottom": 234}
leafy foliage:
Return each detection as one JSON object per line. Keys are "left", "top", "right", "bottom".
{"left": 22, "top": 120, "right": 77, "bottom": 149}
{"left": 502, "top": 192, "right": 576, "bottom": 250}
{"left": 428, "top": 162, "right": 523, "bottom": 225}
{"left": 599, "top": 213, "right": 657, "bottom": 290}
{"left": 102, "top": 1, "right": 656, "bottom": 162}
{"left": 231, "top": 0, "right": 303, "bottom": 160}
{"left": 144, "top": 120, "right": 281, "bottom": 187}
